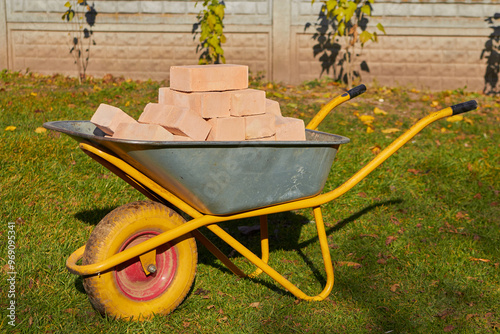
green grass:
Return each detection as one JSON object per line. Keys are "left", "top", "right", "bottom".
{"left": 1, "top": 70, "right": 499, "bottom": 333}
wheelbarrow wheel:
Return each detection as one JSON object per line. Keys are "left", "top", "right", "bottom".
{"left": 82, "top": 200, "right": 197, "bottom": 320}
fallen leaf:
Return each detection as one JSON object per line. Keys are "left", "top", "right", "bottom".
{"left": 336, "top": 261, "right": 362, "bottom": 269}
{"left": 35, "top": 127, "right": 46, "bottom": 134}
{"left": 349, "top": 102, "right": 359, "bottom": 107}
{"left": 374, "top": 107, "right": 388, "bottom": 115}
{"left": 464, "top": 117, "right": 473, "bottom": 125}
{"left": 194, "top": 288, "right": 210, "bottom": 296}
{"left": 382, "top": 128, "right": 400, "bottom": 134}
{"left": 358, "top": 115, "right": 374, "bottom": 125}
{"left": 410, "top": 88, "right": 420, "bottom": 93}
{"left": 30, "top": 92, "right": 38, "bottom": 97}
{"left": 390, "top": 283, "right": 400, "bottom": 292}
{"left": 470, "top": 257, "right": 490, "bottom": 263}
{"left": 5, "top": 126, "right": 16, "bottom": 131}
{"left": 385, "top": 236, "right": 397, "bottom": 245}
{"left": 473, "top": 193, "right": 482, "bottom": 199}
{"left": 421, "top": 95, "right": 431, "bottom": 102}
{"left": 369, "top": 145, "right": 381, "bottom": 155}
{"left": 431, "top": 100, "right": 440, "bottom": 108}
{"left": 447, "top": 115, "right": 463, "bottom": 123}
{"left": 183, "top": 321, "right": 190, "bottom": 328}
{"left": 444, "top": 325, "right": 455, "bottom": 332}
{"left": 466, "top": 313, "right": 477, "bottom": 320}
{"left": 407, "top": 168, "right": 421, "bottom": 175}
{"left": 377, "top": 258, "right": 387, "bottom": 264}
{"left": 366, "top": 126, "right": 374, "bottom": 133}
{"left": 217, "top": 316, "right": 228, "bottom": 323}
{"left": 207, "top": 305, "right": 215, "bottom": 310}
{"left": 358, "top": 192, "right": 367, "bottom": 198}
{"left": 249, "top": 302, "right": 261, "bottom": 308}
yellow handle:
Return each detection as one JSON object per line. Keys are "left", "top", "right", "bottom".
{"left": 306, "top": 84, "right": 367, "bottom": 130}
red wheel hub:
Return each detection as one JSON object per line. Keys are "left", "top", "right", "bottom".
{"left": 115, "top": 231, "right": 177, "bottom": 301}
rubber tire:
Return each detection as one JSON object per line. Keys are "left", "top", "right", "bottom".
{"left": 82, "top": 201, "right": 197, "bottom": 320}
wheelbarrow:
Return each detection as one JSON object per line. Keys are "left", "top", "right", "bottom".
{"left": 43, "top": 84, "right": 478, "bottom": 320}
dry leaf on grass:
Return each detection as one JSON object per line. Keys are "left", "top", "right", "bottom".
{"left": 382, "top": 128, "right": 400, "bottom": 134}
{"left": 336, "top": 261, "right": 362, "bottom": 269}
{"left": 374, "top": 107, "right": 388, "bottom": 115}
{"left": 249, "top": 302, "right": 261, "bottom": 308}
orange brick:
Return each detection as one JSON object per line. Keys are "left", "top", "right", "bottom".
{"left": 112, "top": 122, "right": 174, "bottom": 141}
{"left": 275, "top": 117, "right": 306, "bottom": 141}
{"left": 249, "top": 135, "right": 276, "bottom": 141}
{"left": 230, "top": 89, "right": 266, "bottom": 117}
{"left": 170, "top": 64, "right": 248, "bottom": 92}
{"left": 139, "top": 103, "right": 211, "bottom": 141}
{"left": 158, "top": 87, "right": 172, "bottom": 104}
{"left": 90, "top": 103, "right": 137, "bottom": 135}
{"left": 245, "top": 113, "right": 276, "bottom": 140}
{"left": 174, "top": 135, "right": 194, "bottom": 142}
{"left": 265, "top": 99, "right": 282, "bottom": 117}
{"left": 206, "top": 117, "right": 245, "bottom": 141}
{"left": 161, "top": 88, "right": 231, "bottom": 118}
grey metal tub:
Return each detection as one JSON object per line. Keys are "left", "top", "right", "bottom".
{"left": 44, "top": 120, "right": 349, "bottom": 215}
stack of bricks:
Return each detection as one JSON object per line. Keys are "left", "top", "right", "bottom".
{"left": 90, "top": 64, "right": 306, "bottom": 142}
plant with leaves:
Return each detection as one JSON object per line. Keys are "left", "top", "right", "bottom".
{"left": 62, "top": 1, "right": 97, "bottom": 82}
{"left": 307, "top": 0, "right": 385, "bottom": 88}
{"left": 193, "top": 1, "right": 226, "bottom": 64}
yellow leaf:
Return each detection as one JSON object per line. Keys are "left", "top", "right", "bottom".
{"left": 35, "top": 127, "right": 47, "bottom": 134}
{"left": 446, "top": 115, "right": 463, "bottom": 123}
{"left": 348, "top": 102, "right": 359, "bottom": 107}
{"left": 382, "top": 128, "right": 400, "bottom": 134}
{"left": 431, "top": 101, "right": 440, "bottom": 108}
{"left": 470, "top": 257, "right": 490, "bottom": 263}
{"left": 93, "top": 85, "right": 102, "bottom": 91}
{"left": 358, "top": 115, "right": 374, "bottom": 125}
{"left": 125, "top": 101, "right": 130, "bottom": 107}
{"left": 410, "top": 88, "right": 420, "bottom": 93}
{"left": 353, "top": 111, "right": 359, "bottom": 117}
{"left": 464, "top": 117, "right": 473, "bottom": 125}
{"left": 374, "top": 107, "right": 387, "bottom": 115}
{"left": 31, "top": 92, "right": 38, "bottom": 97}
{"left": 441, "top": 127, "right": 447, "bottom": 133}
{"left": 421, "top": 95, "right": 430, "bottom": 102}
{"left": 5, "top": 126, "right": 16, "bottom": 131}
{"left": 336, "top": 261, "right": 362, "bottom": 269}
{"left": 369, "top": 145, "right": 381, "bottom": 155}
{"left": 366, "top": 126, "right": 374, "bottom": 134}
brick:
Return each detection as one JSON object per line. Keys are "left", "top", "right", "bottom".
{"left": 174, "top": 135, "right": 194, "bottom": 142}
{"left": 250, "top": 135, "right": 276, "bottom": 141}
{"left": 265, "top": 99, "right": 282, "bottom": 116}
{"left": 206, "top": 117, "right": 246, "bottom": 141}
{"left": 245, "top": 113, "right": 276, "bottom": 140}
{"left": 159, "top": 88, "right": 231, "bottom": 118}
{"left": 230, "top": 89, "right": 266, "bottom": 116}
{"left": 139, "top": 103, "right": 211, "bottom": 141}
{"left": 112, "top": 123, "right": 174, "bottom": 141}
{"left": 170, "top": 64, "right": 248, "bottom": 92}
{"left": 275, "top": 117, "right": 306, "bottom": 141}
{"left": 90, "top": 103, "right": 137, "bottom": 135}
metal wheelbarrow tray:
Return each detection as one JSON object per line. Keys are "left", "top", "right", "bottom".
{"left": 43, "top": 85, "right": 478, "bottom": 321}
{"left": 44, "top": 120, "right": 350, "bottom": 215}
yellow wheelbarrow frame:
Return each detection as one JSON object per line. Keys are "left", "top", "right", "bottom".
{"left": 64, "top": 85, "right": 477, "bottom": 305}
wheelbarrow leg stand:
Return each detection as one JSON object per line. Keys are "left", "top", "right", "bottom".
{"left": 205, "top": 209, "right": 334, "bottom": 301}
{"left": 190, "top": 215, "right": 270, "bottom": 279}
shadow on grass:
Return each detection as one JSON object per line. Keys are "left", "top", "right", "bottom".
{"left": 74, "top": 206, "right": 117, "bottom": 225}
{"left": 197, "top": 199, "right": 404, "bottom": 294}
{"left": 70, "top": 199, "right": 404, "bottom": 303}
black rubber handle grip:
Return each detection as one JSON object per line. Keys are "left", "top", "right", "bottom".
{"left": 347, "top": 84, "right": 367, "bottom": 98}
{"left": 451, "top": 100, "right": 478, "bottom": 115}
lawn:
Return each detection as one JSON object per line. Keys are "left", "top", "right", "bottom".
{"left": 0, "top": 70, "right": 499, "bottom": 333}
